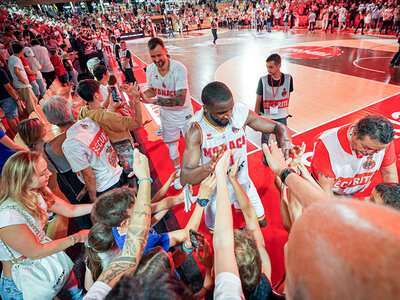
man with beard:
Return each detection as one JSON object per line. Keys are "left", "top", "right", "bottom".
{"left": 139, "top": 37, "right": 193, "bottom": 190}
{"left": 311, "top": 114, "right": 398, "bottom": 196}
{"left": 180, "top": 81, "right": 293, "bottom": 231}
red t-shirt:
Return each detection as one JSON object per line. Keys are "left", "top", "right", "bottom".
{"left": 50, "top": 55, "right": 67, "bottom": 77}
{"left": 20, "top": 56, "right": 35, "bottom": 82}
{"left": 311, "top": 124, "right": 396, "bottom": 179}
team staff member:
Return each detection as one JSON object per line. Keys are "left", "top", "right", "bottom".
{"left": 139, "top": 37, "right": 193, "bottom": 190}
{"left": 311, "top": 115, "right": 398, "bottom": 196}
{"left": 255, "top": 53, "right": 293, "bottom": 165}
{"left": 181, "top": 81, "right": 293, "bottom": 230}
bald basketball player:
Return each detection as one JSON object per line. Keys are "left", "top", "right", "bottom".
{"left": 263, "top": 141, "right": 400, "bottom": 300}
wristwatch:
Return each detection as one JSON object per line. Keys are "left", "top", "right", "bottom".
{"left": 196, "top": 198, "right": 209, "bottom": 207}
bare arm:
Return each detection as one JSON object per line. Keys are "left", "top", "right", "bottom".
{"left": 4, "top": 83, "right": 19, "bottom": 100}
{"left": 213, "top": 151, "right": 240, "bottom": 277}
{"left": 42, "top": 188, "right": 93, "bottom": 218}
{"left": 151, "top": 194, "right": 183, "bottom": 213}
{"left": 0, "top": 224, "right": 87, "bottom": 260}
{"left": 141, "top": 88, "right": 187, "bottom": 107}
{"left": 97, "top": 150, "right": 152, "bottom": 288}
{"left": 246, "top": 110, "right": 292, "bottom": 156}
{"left": 80, "top": 166, "right": 97, "bottom": 202}
{"left": 381, "top": 162, "right": 399, "bottom": 183}
{"left": 263, "top": 142, "right": 331, "bottom": 208}
{"left": 152, "top": 170, "right": 179, "bottom": 203}
{"left": 228, "top": 156, "right": 271, "bottom": 278}
{"left": 181, "top": 123, "right": 211, "bottom": 186}
{"left": 317, "top": 172, "right": 335, "bottom": 196}
{"left": 24, "top": 65, "right": 36, "bottom": 76}
{"left": 255, "top": 94, "right": 262, "bottom": 115}
{"left": 0, "top": 135, "right": 27, "bottom": 152}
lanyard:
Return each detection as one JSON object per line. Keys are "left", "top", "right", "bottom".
{"left": 270, "top": 74, "right": 282, "bottom": 101}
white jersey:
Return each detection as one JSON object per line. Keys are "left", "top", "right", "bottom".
{"left": 146, "top": 59, "right": 193, "bottom": 122}
{"left": 319, "top": 127, "right": 385, "bottom": 195}
{"left": 63, "top": 118, "right": 122, "bottom": 193}
{"left": 191, "top": 103, "right": 264, "bottom": 230}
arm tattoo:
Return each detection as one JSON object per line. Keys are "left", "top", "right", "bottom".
{"left": 318, "top": 171, "right": 332, "bottom": 180}
{"left": 97, "top": 200, "right": 151, "bottom": 286}
{"left": 154, "top": 89, "right": 186, "bottom": 107}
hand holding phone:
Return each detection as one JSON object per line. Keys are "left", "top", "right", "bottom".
{"left": 189, "top": 229, "right": 205, "bottom": 250}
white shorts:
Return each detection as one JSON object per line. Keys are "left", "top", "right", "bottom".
{"left": 205, "top": 178, "right": 265, "bottom": 231}
{"left": 160, "top": 110, "right": 192, "bottom": 143}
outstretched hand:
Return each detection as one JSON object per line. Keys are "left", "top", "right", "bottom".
{"left": 215, "top": 149, "right": 235, "bottom": 177}
{"left": 198, "top": 174, "right": 217, "bottom": 199}
{"left": 228, "top": 154, "right": 241, "bottom": 182}
{"left": 129, "top": 148, "right": 150, "bottom": 179}
{"left": 262, "top": 142, "right": 291, "bottom": 175}
{"left": 205, "top": 144, "right": 225, "bottom": 173}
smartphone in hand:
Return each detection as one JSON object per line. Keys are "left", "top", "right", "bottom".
{"left": 189, "top": 229, "right": 205, "bottom": 250}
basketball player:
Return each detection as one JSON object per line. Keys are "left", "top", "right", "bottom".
{"left": 180, "top": 81, "right": 293, "bottom": 231}
{"left": 139, "top": 37, "right": 193, "bottom": 190}
{"left": 311, "top": 114, "right": 398, "bottom": 196}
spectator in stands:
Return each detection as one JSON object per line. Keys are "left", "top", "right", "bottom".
{"left": 0, "top": 151, "right": 92, "bottom": 300}
{"left": 23, "top": 46, "right": 46, "bottom": 98}
{"left": 0, "top": 127, "right": 26, "bottom": 173}
{"left": 0, "top": 67, "right": 20, "bottom": 135}
{"left": 93, "top": 65, "right": 110, "bottom": 107}
{"left": 49, "top": 47, "right": 69, "bottom": 86}
{"left": 18, "top": 115, "right": 93, "bottom": 230}
{"left": 7, "top": 41, "right": 37, "bottom": 115}
{"left": 31, "top": 38, "right": 56, "bottom": 88}
{"left": 76, "top": 79, "right": 143, "bottom": 144}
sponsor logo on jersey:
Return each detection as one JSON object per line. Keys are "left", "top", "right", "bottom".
{"left": 162, "top": 82, "right": 166, "bottom": 89}
{"left": 89, "top": 128, "right": 108, "bottom": 157}
{"left": 206, "top": 133, "right": 213, "bottom": 140}
{"left": 362, "top": 158, "right": 376, "bottom": 170}
{"left": 263, "top": 98, "right": 289, "bottom": 109}
{"left": 155, "top": 75, "right": 158, "bottom": 80}
{"left": 282, "top": 88, "right": 287, "bottom": 97}
{"left": 333, "top": 172, "right": 375, "bottom": 190}
{"left": 232, "top": 127, "right": 239, "bottom": 133}
{"left": 80, "top": 123, "right": 88, "bottom": 130}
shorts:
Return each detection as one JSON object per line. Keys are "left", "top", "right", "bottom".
{"left": 205, "top": 179, "right": 265, "bottom": 231}
{"left": 0, "top": 97, "right": 18, "bottom": 119}
{"left": 160, "top": 111, "right": 192, "bottom": 143}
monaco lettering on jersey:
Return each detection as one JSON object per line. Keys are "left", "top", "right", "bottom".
{"left": 89, "top": 128, "right": 108, "bottom": 157}
{"left": 333, "top": 172, "right": 375, "bottom": 189}
{"left": 202, "top": 135, "right": 246, "bottom": 158}
{"left": 154, "top": 88, "right": 176, "bottom": 97}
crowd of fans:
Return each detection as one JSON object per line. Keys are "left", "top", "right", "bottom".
{"left": 0, "top": 1, "right": 399, "bottom": 300}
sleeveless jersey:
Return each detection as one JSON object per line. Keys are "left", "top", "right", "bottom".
{"left": 195, "top": 114, "right": 250, "bottom": 203}
{"left": 260, "top": 74, "right": 291, "bottom": 120}
{"left": 319, "top": 127, "right": 385, "bottom": 195}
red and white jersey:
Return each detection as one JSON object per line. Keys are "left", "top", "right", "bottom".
{"left": 311, "top": 124, "right": 395, "bottom": 195}
{"left": 194, "top": 104, "right": 250, "bottom": 203}
{"left": 146, "top": 59, "right": 193, "bottom": 122}
{"left": 63, "top": 118, "right": 122, "bottom": 192}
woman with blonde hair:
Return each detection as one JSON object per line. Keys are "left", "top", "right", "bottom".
{"left": 0, "top": 151, "right": 93, "bottom": 300}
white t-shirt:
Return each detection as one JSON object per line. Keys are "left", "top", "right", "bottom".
{"left": 0, "top": 195, "right": 48, "bottom": 261}
{"left": 31, "top": 45, "right": 55, "bottom": 73}
{"left": 83, "top": 281, "right": 112, "bottom": 300}
{"left": 214, "top": 272, "right": 245, "bottom": 300}
{"left": 7, "top": 55, "right": 30, "bottom": 89}
{"left": 100, "top": 84, "right": 109, "bottom": 107}
{"left": 62, "top": 118, "right": 122, "bottom": 193}
{"left": 146, "top": 59, "right": 193, "bottom": 121}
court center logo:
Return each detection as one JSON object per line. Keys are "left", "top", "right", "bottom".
{"left": 277, "top": 46, "right": 342, "bottom": 59}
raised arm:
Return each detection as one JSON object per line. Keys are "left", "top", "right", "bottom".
{"left": 228, "top": 155, "right": 271, "bottom": 278}
{"left": 96, "top": 149, "right": 152, "bottom": 288}
{"left": 140, "top": 89, "right": 187, "bottom": 107}
{"left": 213, "top": 150, "right": 240, "bottom": 277}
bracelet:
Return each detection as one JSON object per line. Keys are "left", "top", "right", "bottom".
{"left": 70, "top": 235, "right": 76, "bottom": 245}
{"left": 137, "top": 177, "right": 153, "bottom": 185}
{"left": 280, "top": 168, "right": 295, "bottom": 185}
{"left": 181, "top": 242, "right": 194, "bottom": 253}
